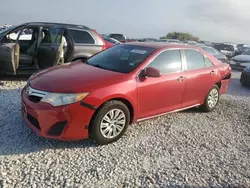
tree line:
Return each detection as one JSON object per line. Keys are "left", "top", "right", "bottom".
{"left": 160, "top": 32, "right": 200, "bottom": 42}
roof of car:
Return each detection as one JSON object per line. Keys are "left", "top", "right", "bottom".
{"left": 124, "top": 42, "right": 201, "bottom": 50}
{"left": 21, "top": 22, "right": 90, "bottom": 29}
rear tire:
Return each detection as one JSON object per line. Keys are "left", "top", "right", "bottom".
{"left": 200, "top": 85, "right": 220, "bottom": 112}
{"left": 89, "top": 100, "right": 130, "bottom": 145}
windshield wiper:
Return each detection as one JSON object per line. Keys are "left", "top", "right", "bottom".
{"left": 91, "top": 64, "right": 117, "bottom": 72}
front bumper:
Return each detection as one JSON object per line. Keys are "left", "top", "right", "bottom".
{"left": 241, "top": 71, "right": 250, "bottom": 86}
{"left": 229, "top": 61, "right": 250, "bottom": 70}
{"left": 21, "top": 86, "right": 96, "bottom": 141}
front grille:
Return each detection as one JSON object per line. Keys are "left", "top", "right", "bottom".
{"left": 27, "top": 113, "right": 41, "bottom": 130}
{"left": 48, "top": 121, "right": 67, "bottom": 136}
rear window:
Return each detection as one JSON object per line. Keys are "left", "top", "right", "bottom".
{"left": 214, "top": 44, "right": 234, "bottom": 52}
{"left": 69, "top": 29, "right": 95, "bottom": 44}
{"left": 86, "top": 44, "right": 156, "bottom": 73}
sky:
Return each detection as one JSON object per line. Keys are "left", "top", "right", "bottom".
{"left": 0, "top": 0, "right": 249, "bottom": 43}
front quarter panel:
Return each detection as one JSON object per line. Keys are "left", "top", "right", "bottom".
{"left": 83, "top": 79, "right": 138, "bottom": 119}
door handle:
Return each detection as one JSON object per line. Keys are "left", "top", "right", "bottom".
{"left": 177, "top": 76, "right": 185, "bottom": 82}
{"left": 210, "top": 70, "right": 216, "bottom": 75}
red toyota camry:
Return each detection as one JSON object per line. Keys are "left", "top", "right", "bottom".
{"left": 21, "top": 42, "right": 231, "bottom": 145}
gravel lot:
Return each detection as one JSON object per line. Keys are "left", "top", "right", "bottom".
{"left": 0, "top": 71, "right": 249, "bottom": 188}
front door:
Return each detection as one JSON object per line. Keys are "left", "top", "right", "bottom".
{"left": 36, "top": 26, "right": 65, "bottom": 69}
{"left": 0, "top": 32, "right": 20, "bottom": 74}
{"left": 137, "top": 49, "right": 186, "bottom": 119}
{"left": 182, "top": 49, "right": 218, "bottom": 107}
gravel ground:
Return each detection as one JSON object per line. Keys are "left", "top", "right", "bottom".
{"left": 0, "top": 71, "right": 249, "bottom": 188}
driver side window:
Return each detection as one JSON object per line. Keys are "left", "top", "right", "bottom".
{"left": 148, "top": 49, "right": 182, "bottom": 74}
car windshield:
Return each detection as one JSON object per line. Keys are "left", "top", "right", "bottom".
{"left": 202, "top": 47, "right": 218, "bottom": 55}
{"left": 242, "top": 50, "right": 250, "bottom": 55}
{"left": 86, "top": 44, "right": 156, "bottom": 73}
{"left": 0, "top": 25, "right": 15, "bottom": 35}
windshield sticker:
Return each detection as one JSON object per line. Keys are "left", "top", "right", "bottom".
{"left": 130, "top": 49, "right": 147, "bottom": 54}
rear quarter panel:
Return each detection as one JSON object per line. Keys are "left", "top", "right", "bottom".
{"left": 199, "top": 47, "right": 232, "bottom": 94}
{"left": 68, "top": 29, "right": 105, "bottom": 61}
{"left": 217, "top": 63, "right": 232, "bottom": 94}
{"left": 70, "top": 44, "right": 103, "bottom": 61}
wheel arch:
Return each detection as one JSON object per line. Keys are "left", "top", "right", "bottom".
{"left": 215, "top": 81, "right": 221, "bottom": 89}
{"left": 90, "top": 97, "right": 135, "bottom": 125}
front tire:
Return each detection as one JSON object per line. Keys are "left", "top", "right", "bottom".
{"left": 89, "top": 100, "right": 130, "bottom": 145}
{"left": 240, "top": 77, "right": 247, "bottom": 87}
{"left": 200, "top": 85, "right": 220, "bottom": 112}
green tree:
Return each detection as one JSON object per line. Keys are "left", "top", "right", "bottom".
{"left": 160, "top": 32, "right": 199, "bottom": 41}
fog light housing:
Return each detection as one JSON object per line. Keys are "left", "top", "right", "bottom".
{"left": 48, "top": 121, "right": 68, "bottom": 136}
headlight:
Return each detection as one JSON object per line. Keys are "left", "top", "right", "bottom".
{"left": 41, "top": 93, "right": 89, "bottom": 106}
{"left": 244, "top": 66, "right": 250, "bottom": 72}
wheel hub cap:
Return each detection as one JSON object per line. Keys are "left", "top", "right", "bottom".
{"left": 100, "top": 109, "right": 126, "bottom": 139}
{"left": 208, "top": 88, "right": 219, "bottom": 108}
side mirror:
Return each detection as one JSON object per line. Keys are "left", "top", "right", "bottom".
{"left": 140, "top": 67, "right": 162, "bottom": 78}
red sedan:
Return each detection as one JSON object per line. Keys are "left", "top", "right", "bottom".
{"left": 21, "top": 42, "right": 231, "bottom": 145}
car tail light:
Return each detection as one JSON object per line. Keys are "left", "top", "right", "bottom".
{"left": 91, "top": 29, "right": 112, "bottom": 51}
{"left": 102, "top": 41, "right": 109, "bottom": 51}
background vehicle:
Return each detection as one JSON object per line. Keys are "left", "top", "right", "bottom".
{"left": 0, "top": 22, "right": 110, "bottom": 75}
{"left": 240, "top": 66, "right": 250, "bottom": 87}
{"left": 100, "top": 34, "right": 121, "bottom": 45}
{"left": 187, "top": 41, "right": 197, "bottom": 46}
{"left": 199, "top": 41, "right": 212, "bottom": 46}
{"left": 21, "top": 42, "right": 231, "bottom": 145}
{"left": 137, "top": 38, "right": 158, "bottom": 42}
{"left": 108, "top": 33, "right": 126, "bottom": 43}
{"left": 158, "top": 39, "right": 181, "bottom": 43}
{"left": 213, "top": 43, "right": 241, "bottom": 59}
{"left": 237, "top": 44, "right": 250, "bottom": 54}
{"left": 201, "top": 46, "right": 227, "bottom": 63}
{"left": 229, "top": 50, "right": 250, "bottom": 70}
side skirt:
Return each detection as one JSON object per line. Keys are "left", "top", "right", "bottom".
{"left": 136, "top": 104, "right": 201, "bottom": 122}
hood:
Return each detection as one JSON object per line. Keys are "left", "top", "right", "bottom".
{"left": 29, "top": 62, "right": 126, "bottom": 93}
{"left": 232, "top": 55, "right": 250, "bottom": 62}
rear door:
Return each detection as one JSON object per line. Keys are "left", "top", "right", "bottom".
{"left": 36, "top": 26, "right": 65, "bottom": 69}
{"left": 182, "top": 49, "right": 218, "bottom": 107}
